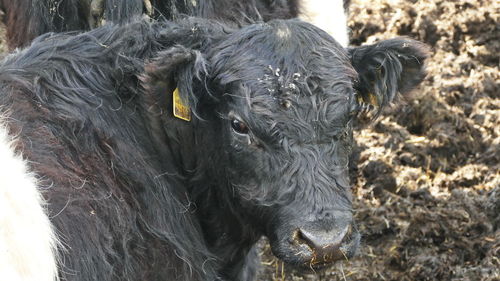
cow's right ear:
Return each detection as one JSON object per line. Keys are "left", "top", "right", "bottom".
{"left": 348, "top": 38, "right": 430, "bottom": 117}
{"left": 143, "top": 45, "right": 208, "bottom": 117}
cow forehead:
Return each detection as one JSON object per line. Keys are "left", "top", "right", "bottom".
{"left": 209, "top": 19, "right": 355, "bottom": 84}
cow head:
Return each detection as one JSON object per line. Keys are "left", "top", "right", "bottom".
{"left": 145, "top": 19, "right": 428, "bottom": 272}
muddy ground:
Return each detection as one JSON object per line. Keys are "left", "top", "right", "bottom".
{"left": 258, "top": 0, "right": 499, "bottom": 280}
{"left": 0, "top": 0, "right": 497, "bottom": 280}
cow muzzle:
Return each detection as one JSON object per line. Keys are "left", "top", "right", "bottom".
{"left": 292, "top": 224, "right": 357, "bottom": 267}
{"left": 269, "top": 210, "right": 360, "bottom": 270}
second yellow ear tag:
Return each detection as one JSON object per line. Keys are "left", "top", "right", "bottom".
{"left": 172, "top": 88, "right": 191, "bottom": 121}
{"left": 357, "top": 92, "right": 379, "bottom": 107}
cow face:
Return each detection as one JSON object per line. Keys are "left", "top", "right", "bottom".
{"left": 146, "top": 19, "right": 428, "bottom": 271}
{"left": 202, "top": 21, "right": 360, "bottom": 269}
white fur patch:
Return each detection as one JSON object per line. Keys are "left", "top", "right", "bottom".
{"left": 0, "top": 120, "right": 59, "bottom": 281}
{"left": 298, "top": 0, "right": 349, "bottom": 47}
{"left": 276, "top": 25, "right": 292, "bottom": 39}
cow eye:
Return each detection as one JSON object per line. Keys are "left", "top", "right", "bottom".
{"left": 230, "top": 118, "right": 249, "bottom": 134}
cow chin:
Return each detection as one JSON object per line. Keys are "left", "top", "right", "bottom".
{"left": 267, "top": 220, "right": 360, "bottom": 271}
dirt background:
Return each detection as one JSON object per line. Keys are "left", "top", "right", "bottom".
{"left": 0, "top": 0, "right": 497, "bottom": 280}
{"left": 258, "top": 0, "right": 499, "bottom": 280}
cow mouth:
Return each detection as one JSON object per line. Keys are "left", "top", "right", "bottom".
{"left": 269, "top": 224, "right": 360, "bottom": 271}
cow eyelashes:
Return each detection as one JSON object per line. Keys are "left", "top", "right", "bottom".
{"left": 231, "top": 118, "right": 249, "bottom": 135}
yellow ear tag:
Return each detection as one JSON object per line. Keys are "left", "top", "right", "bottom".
{"left": 367, "top": 92, "right": 379, "bottom": 106}
{"left": 357, "top": 92, "right": 379, "bottom": 107}
{"left": 172, "top": 88, "right": 191, "bottom": 121}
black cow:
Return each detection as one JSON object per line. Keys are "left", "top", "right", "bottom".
{"left": 0, "top": 17, "right": 428, "bottom": 281}
{"left": 0, "top": 0, "right": 350, "bottom": 49}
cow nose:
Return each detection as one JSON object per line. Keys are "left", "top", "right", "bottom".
{"left": 295, "top": 225, "right": 350, "bottom": 263}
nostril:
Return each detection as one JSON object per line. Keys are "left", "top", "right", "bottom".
{"left": 293, "top": 226, "right": 351, "bottom": 263}
{"left": 296, "top": 228, "right": 317, "bottom": 249}
{"left": 297, "top": 226, "right": 349, "bottom": 249}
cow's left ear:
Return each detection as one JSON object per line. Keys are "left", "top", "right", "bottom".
{"left": 143, "top": 45, "right": 208, "bottom": 116}
{"left": 348, "top": 37, "right": 430, "bottom": 115}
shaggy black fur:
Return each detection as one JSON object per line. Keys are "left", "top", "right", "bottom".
{"left": 0, "top": 0, "right": 304, "bottom": 49}
{"left": 0, "top": 17, "right": 428, "bottom": 281}
{"left": 0, "top": 0, "right": 91, "bottom": 49}
{"left": 0, "top": 19, "right": 221, "bottom": 281}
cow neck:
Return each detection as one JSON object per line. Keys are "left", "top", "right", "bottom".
{"left": 188, "top": 159, "right": 261, "bottom": 280}
{"left": 151, "top": 117, "right": 256, "bottom": 278}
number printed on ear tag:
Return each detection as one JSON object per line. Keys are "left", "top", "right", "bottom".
{"left": 173, "top": 88, "right": 191, "bottom": 121}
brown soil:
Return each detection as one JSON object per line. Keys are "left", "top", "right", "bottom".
{"left": 258, "top": 0, "right": 499, "bottom": 280}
